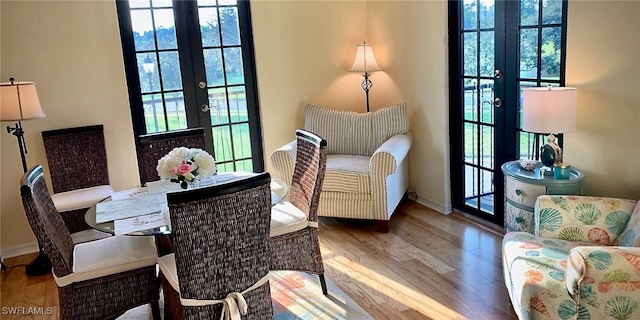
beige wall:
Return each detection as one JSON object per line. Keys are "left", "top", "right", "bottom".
{"left": 367, "top": 0, "right": 451, "bottom": 212}
{"left": 565, "top": 1, "right": 640, "bottom": 199}
{"left": 1, "top": 0, "right": 638, "bottom": 257}
{"left": 0, "top": 1, "right": 140, "bottom": 255}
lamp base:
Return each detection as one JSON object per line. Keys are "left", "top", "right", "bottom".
{"left": 25, "top": 250, "right": 51, "bottom": 276}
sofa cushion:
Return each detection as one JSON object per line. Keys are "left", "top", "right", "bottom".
{"left": 536, "top": 196, "right": 636, "bottom": 245}
{"left": 304, "top": 103, "right": 408, "bottom": 156}
{"left": 615, "top": 200, "right": 640, "bottom": 246}
{"left": 322, "top": 155, "right": 370, "bottom": 194}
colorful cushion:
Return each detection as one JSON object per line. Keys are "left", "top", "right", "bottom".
{"left": 503, "top": 232, "right": 586, "bottom": 319}
{"left": 536, "top": 196, "right": 637, "bottom": 245}
{"left": 615, "top": 200, "right": 640, "bottom": 247}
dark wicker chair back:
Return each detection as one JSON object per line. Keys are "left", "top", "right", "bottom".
{"left": 289, "top": 129, "right": 328, "bottom": 223}
{"left": 20, "top": 165, "right": 75, "bottom": 278}
{"left": 137, "top": 128, "right": 206, "bottom": 185}
{"left": 166, "top": 172, "right": 273, "bottom": 319}
{"left": 42, "top": 125, "right": 110, "bottom": 194}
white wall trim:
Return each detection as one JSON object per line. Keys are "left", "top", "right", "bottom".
{"left": 413, "top": 192, "right": 452, "bottom": 215}
{"left": 2, "top": 242, "right": 39, "bottom": 260}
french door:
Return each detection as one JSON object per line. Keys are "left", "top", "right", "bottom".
{"left": 116, "top": 0, "right": 263, "bottom": 175}
{"left": 449, "top": 0, "right": 568, "bottom": 225}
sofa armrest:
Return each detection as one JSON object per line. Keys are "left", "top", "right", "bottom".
{"left": 534, "top": 196, "right": 636, "bottom": 245}
{"left": 269, "top": 140, "right": 297, "bottom": 186}
{"left": 566, "top": 246, "right": 640, "bottom": 304}
{"left": 370, "top": 134, "right": 412, "bottom": 176}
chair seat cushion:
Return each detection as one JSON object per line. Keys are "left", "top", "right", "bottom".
{"left": 53, "top": 235, "right": 157, "bottom": 287}
{"left": 270, "top": 201, "right": 308, "bottom": 237}
{"left": 323, "top": 155, "right": 370, "bottom": 194}
{"left": 157, "top": 253, "right": 180, "bottom": 293}
{"left": 71, "top": 229, "right": 112, "bottom": 244}
{"left": 51, "top": 185, "right": 114, "bottom": 212}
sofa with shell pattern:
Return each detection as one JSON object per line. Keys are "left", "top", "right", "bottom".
{"left": 503, "top": 195, "right": 640, "bottom": 319}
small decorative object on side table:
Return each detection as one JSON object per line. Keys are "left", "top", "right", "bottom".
{"left": 501, "top": 160, "right": 585, "bottom": 233}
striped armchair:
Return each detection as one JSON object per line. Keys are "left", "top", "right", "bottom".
{"left": 270, "top": 103, "right": 412, "bottom": 232}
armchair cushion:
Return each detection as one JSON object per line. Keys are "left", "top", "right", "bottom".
{"left": 535, "top": 196, "right": 636, "bottom": 245}
{"left": 304, "top": 103, "right": 408, "bottom": 156}
{"left": 323, "top": 155, "right": 370, "bottom": 193}
{"left": 616, "top": 202, "right": 640, "bottom": 246}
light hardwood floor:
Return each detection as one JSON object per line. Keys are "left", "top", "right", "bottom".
{"left": 0, "top": 200, "right": 518, "bottom": 320}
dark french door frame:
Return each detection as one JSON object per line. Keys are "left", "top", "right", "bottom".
{"left": 116, "top": 0, "right": 264, "bottom": 180}
{"left": 449, "top": 0, "right": 569, "bottom": 226}
{"left": 449, "top": 0, "right": 509, "bottom": 225}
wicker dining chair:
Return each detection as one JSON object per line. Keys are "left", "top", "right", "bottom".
{"left": 269, "top": 129, "right": 329, "bottom": 294}
{"left": 136, "top": 127, "right": 206, "bottom": 186}
{"left": 20, "top": 165, "right": 160, "bottom": 320}
{"left": 157, "top": 172, "right": 274, "bottom": 319}
{"left": 42, "top": 124, "right": 113, "bottom": 234}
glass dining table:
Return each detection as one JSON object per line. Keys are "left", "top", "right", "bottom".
{"left": 84, "top": 172, "right": 288, "bottom": 238}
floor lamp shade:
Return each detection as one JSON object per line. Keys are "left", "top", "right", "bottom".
{"left": 349, "top": 43, "right": 380, "bottom": 73}
{"left": 0, "top": 81, "right": 45, "bottom": 121}
{"left": 521, "top": 86, "right": 577, "bottom": 134}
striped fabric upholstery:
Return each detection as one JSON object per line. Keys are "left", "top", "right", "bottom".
{"left": 322, "top": 155, "right": 370, "bottom": 193}
{"left": 271, "top": 103, "right": 412, "bottom": 226}
{"left": 304, "top": 103, "right": 408, "bottom": 156}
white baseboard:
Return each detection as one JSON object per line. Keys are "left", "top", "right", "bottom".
{"left": 411, "top": 191, "right": 452, "bottom": 215}
{"left": 2, "top": 242, "right": 39, "bottom": 260}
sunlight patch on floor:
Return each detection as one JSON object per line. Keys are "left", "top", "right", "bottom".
{"left": 322, "top": 247, "right": 468, "bottom": 320}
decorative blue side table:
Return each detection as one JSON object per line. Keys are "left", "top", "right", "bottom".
{"left": 501, "top": 161, "right": 585, "bottom": 233}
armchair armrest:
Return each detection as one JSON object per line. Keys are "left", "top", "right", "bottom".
{"left": 534, "top": 196, "right": 636, "bottom": 245}
{"left": 370, "top": 134, "right": 412, "bottom": 176}
{"left": 269, "top": 140, "right": 297, "bottom": 185}
{"left": 566, "top": 246, "right": 640, "bottom": 302}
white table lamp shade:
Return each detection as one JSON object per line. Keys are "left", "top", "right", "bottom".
{"left": 521, "top": 87, "right": 577, "bottom": 134}
{"left": 349, "top": 43, "right": 380, "bottom": 73}
{"left": 0, "top": 81, "right": 45, "bottom": 121}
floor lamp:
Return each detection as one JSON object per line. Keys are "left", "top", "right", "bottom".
{"left": 0, "top": 78, "right": 49, "bottom": 275}
{"left": 349, "top": 42, "right": 381, "bottom": 112}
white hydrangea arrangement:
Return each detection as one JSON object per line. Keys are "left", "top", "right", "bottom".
{"left": 156, "top": 147, "right": 216, "bottom": 189}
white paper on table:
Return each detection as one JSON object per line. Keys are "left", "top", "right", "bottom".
{"left": 96, "top": 193, "right": 166, "bottom": 223}
{"left": 146, "top": 180, "right": 183, "bottom": 195}
{"left": 114, "top": 212, "right": 168, "bottom": 235}
{"left": 111, "top": 187, "right": 148, "bottom": 201}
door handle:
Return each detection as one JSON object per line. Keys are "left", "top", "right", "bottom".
{"left": 483, "top": 98, "right": 503, "bottom": 108}
{"left": 201, "top": 104, "right": 210, "bottom": 112}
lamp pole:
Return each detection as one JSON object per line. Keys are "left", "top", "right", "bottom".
{"left": 361, "top": 72, "right": 373, "bottom": 112}
{"left": 142, "top": 55, "right": 159, "bottom": 132}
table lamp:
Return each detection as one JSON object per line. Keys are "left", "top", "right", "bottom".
{"left": 0, "top": 77, "right": 49, "bottom": 275}
{"left": 349, "top": 42, "right": 380, "bottom": 112}
{"left": 521, "top": 86, "right": 577, "bottom": 175}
